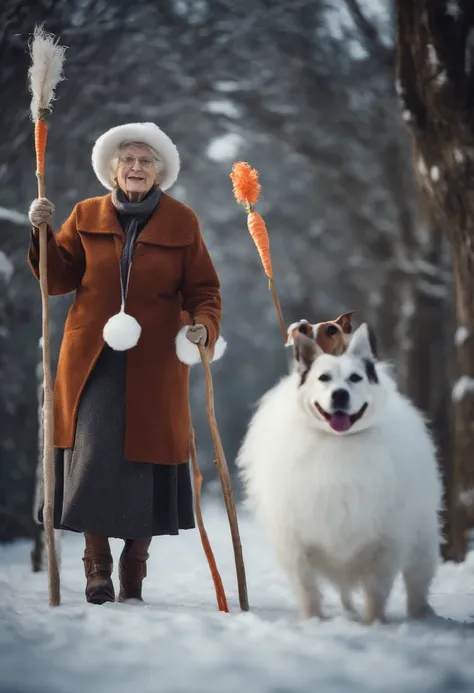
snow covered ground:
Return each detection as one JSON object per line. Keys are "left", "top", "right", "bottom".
{"left": 0, "top": 500, "right": 473, "bottom": 693}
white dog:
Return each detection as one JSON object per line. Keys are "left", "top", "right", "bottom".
{"left": 237, "top": 323, "right": 442, "bottom": 623}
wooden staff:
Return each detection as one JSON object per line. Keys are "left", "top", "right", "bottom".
{"left": 189, "top": 415, "right": 229, "bottom": 612}
{"left": 27, "top": 25, "right": 66, "bottom": 606}
{"left": 198, "top": 345, "right": 249, "bottom": 612}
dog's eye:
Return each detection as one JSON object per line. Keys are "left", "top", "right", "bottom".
{"left": 349, "top": 373, "right": 363, "bottom": 383}
{"left": 326, "top": 325, "right": 338, "bottom": 337}
{"left": 318, "top": 373, "right": 332, "bottom": 382}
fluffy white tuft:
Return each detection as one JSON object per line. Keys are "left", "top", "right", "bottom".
{"left": 211, "top": 334, "right": 227, "bottom": 362}
{"left": 103, "top": 311, "right": 141, "bottom": 351}
{"left": 28, "top": 25, "right": 67, "bottom": 122}
{"left": 92, "top": 122, "right": 180, "bottom": 191}
{"left": 175, "top": 326, "right": 227, "bottom": 366}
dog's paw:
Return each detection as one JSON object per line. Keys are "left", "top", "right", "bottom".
{"left": 408, "top": 602, "right": 436, "bottom": 620}
{"left": 299, "top": 607, "right": 328, "bottom": 621}
{"left": 340, "top": 592, "right": 361, "bottom": 621}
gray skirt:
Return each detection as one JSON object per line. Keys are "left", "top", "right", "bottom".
{"left": 40, "top": 345, "right": 195, "bottom": 539}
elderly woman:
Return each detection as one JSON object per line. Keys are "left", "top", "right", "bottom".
{"left": 27, "top": 122, "right": 224, "bottom": 605}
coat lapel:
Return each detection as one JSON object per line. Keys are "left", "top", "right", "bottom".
{"left": 76, "top": 194, "right": 123, "bottom": 238}
{"left": 76, "top": 192, "right": 194, "bottom": 247}
{"left": 137, "top": 194, "right": 194, "bottom": 247}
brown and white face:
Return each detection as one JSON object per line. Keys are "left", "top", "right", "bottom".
{"left": 286, "top": 311, "right": 356, "bottom": 356}
{"left": 114, "top": 143, "right": 163, "bottom": 198}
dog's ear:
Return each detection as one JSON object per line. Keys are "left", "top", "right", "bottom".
{"left": 292, "top": 330, "right": 322, "bottom": 372}
{"left": 335, "top": 311, "right": 356, "bottom": 335}
{"left": 347, "top": 323, "right": 377, "bottom": 360}
{"left": 286, "top": 319, "right": 314, "bottom": 346}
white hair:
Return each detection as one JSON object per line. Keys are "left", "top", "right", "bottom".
{"left": 109, "top": 140, "right": 165, "bottom": 180}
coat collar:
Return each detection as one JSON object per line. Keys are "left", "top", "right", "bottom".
{"left": 75, "top": 193, "right": 193, "bottom": 247}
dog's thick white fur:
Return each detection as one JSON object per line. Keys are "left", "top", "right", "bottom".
{"left": 237, "top": 324, "right": 442, "bottom": 623}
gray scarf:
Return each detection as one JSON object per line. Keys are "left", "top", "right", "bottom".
{"left": 111, "top": 186, "right": 162, "bottom": 306}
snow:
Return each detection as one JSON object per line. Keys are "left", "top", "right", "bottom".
{"left": 427, "top": 44, "right": 439, "bottom": 70}
{"left": 0, "top": 501, "right": 473, "bottom": 693}
{"left": 213, "top": 81, "right": 241, "bottom": 93}
{"left": 324, "top": 4, "right": 368, "bottom": 61}
{"left": 206, "top": 133, "right": 244, "bottom": 162}
{"left": 205, "top": 100, "right": 240, "bottom": 118}
{"left": 452, "top": 375, "right": 474, "bottom": 402}
{"left": 459, "top": 489, "right": 474, "bottom": 508}
{"left": 455, "top": 326, "right": 469, "bottom": 346}
{"left": 454, "top": 148, "right": 465, "bottom": 164}
{"left": 0, "top": 205, "right": 29, "bottom": 225}
{"left": 417, "top": 279, "right": 448, "bottom": 299}
{"left": 417, "top": 156, "right": 427, "bottom": 176}
{"left": 0, "top": 249, "right": 14, "bottom": 283}
{"left": 430, "top": 165, "right": 440, "bottom": 182}
{"left": 324, "top": 0, "right": 393, "bottom": 58}
{"left": 446, "top": 1, "right": 462, "bottom": 20}
{"left": 402, "top": 110, "right": 412, "bottom": 123}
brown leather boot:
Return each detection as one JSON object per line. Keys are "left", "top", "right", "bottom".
{"left": 83, "top": 532, "right": 115, "bottom": 605}
{"left": 118, "top": 538, "right": 152, "bottom": 602}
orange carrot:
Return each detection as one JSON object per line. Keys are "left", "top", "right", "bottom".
{"left": 230, "top": 162, "right": 261, "bottom": 207}
{"left": 247, "top": 210, "right": 272, "bottom": 279}
{"left": 229, "top": 160, "right": 286, "bottom": 340}
{"left": 35, "top": 118, "right": 48, "bottom": 175}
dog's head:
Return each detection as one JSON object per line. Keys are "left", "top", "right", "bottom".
{"left": 286, "top": 312, "right": 356, "bottom": 356}
{"left": 292, "top": 322, "right": 385, "bottom": 435}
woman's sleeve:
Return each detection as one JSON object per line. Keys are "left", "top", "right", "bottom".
{"left": 180, "top": 212, "right": 222, "bottom": 348}
{"left": 28, "top": 205, "right": 86, "bottom": 296}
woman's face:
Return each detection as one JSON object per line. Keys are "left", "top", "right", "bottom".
{"left": 116, "top": 144, "right": 160, "bottom": 198}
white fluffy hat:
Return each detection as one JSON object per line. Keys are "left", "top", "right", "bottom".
{"left": 91, "top": 122, "right": 180, "bottom": 191}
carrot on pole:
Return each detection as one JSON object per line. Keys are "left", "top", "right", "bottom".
{"left": 27, "top": 24, "right": 67, "bottom": 607}
{"left": 230, "top": 162, "right": 287, "bottom": 343}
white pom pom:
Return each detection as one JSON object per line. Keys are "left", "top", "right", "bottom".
{"left": 212, "top": 335, "right": 227, "bottom": 361}
{"left": 103, "top": 310, "right": 141, "bottom": 351}
{"left": 175, "top": 326, "right": 227, "bottom": 366}
{"left": 175, "top": 326, "right": 201, "bottom": 365}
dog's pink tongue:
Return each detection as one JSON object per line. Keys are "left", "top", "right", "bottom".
{"left": 329, "top": 412, "right": 351, "bottom": 432}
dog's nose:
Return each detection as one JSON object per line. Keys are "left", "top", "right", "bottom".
{"left": 331, "top": 388, "right": 349, "bottom": 409}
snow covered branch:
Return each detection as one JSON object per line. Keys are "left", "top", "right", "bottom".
{"left": 0, "top": 206, "right": 28, "bottom": 225}
{"left": 452, "top": 375, "right": 474, "bottom": 402}
{"left": 344, "top": 0, "right": 392, "bottom": 66}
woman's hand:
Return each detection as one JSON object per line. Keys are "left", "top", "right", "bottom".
{"left": 186, "top": 323, "right": 207, "bottom": 346}
{"left": 28, "top": 197, "right": 55, "bottom": 228}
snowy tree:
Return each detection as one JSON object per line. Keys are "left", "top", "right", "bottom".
{"left": 396, "top": 0, "right": 474, "bottom": 560}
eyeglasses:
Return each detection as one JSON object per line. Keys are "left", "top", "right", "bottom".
{"left": 118, "top": 155, "right": 157, "bottom": 169}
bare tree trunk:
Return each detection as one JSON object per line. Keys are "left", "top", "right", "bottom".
{"left": 396, "top": 0, "right": 474, "bottom": 559}
{"left": 449, "top": 249, "right": 474, "bottom": 559}
{"left": 402, "top": 193, "right": 454, "bottom": 556}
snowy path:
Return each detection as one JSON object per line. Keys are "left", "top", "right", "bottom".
{"left": 1, "top": 501, "right": 473, "bottom": 693}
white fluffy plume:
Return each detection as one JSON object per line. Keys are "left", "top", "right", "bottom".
{"left": 28, "top": 25, "right": 67, "bottom": 122}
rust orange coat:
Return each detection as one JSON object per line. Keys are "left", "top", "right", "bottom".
{"left": 28, "top": 192, "right": 222, "bottom": 464}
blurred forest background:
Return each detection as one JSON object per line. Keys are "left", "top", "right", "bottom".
{"left": 1, "top": 0, "right": 472, "bottom": 558}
